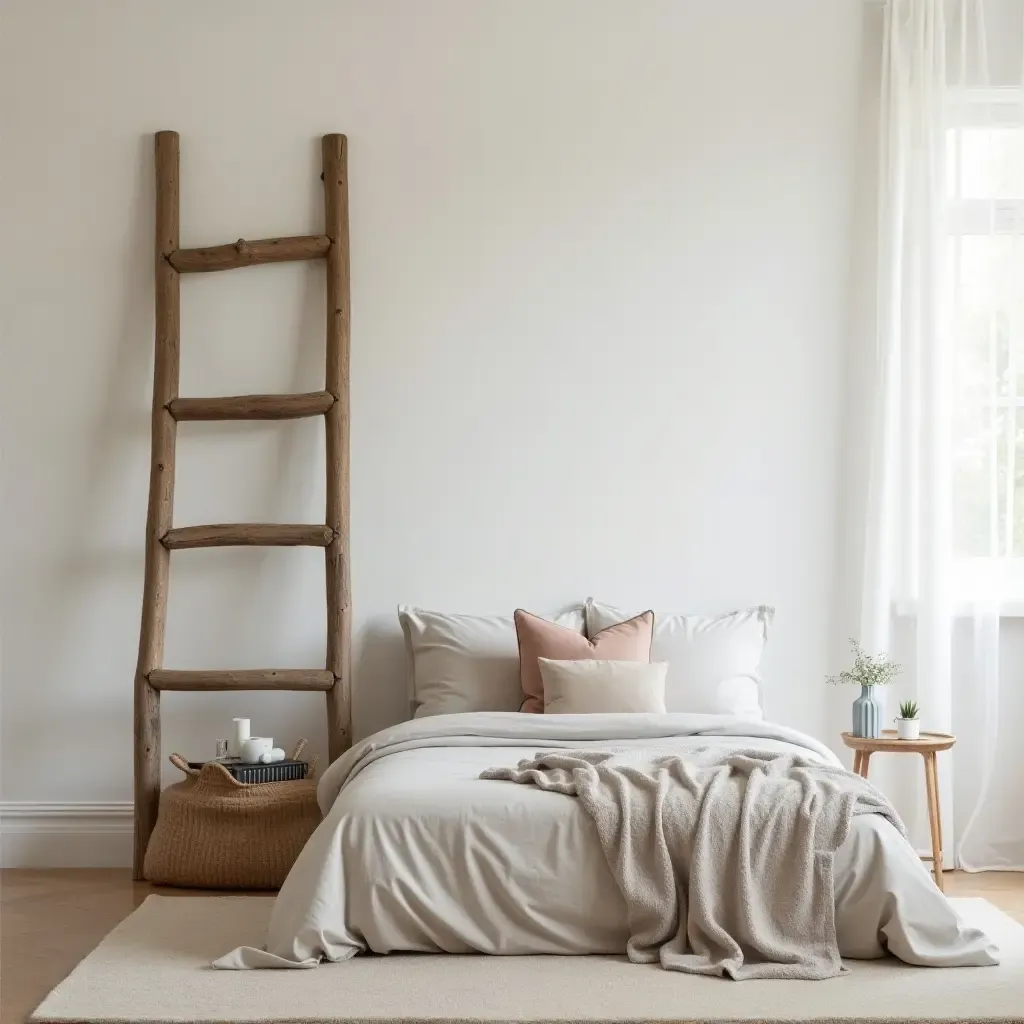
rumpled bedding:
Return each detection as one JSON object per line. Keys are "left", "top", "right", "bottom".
{"left": 213, "top": 712, "right": 998, "bottom": 971}
{"left": 482, "top": 746, "right": 905, "bottom": 979}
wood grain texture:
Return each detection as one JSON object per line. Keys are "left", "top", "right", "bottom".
{"left": 322, "top": 134, "right": 352, "bottom": 762}
{"left": 134, "top": 130, "right": 181, "bottom": 879}
{"left": 844, "top": 730, "right": 955, "bottom": 892}
{"left": 148, "top": 669, "right": 334, "bottom": 691}
{"left": 161, "top": 523, "right": 333, "bottom": 550}
{"left": 167, "top": 235, "right": 330, "bottom": 273}
{"left": 841, "top": 730, "right": 956, "bottom": 754}
{"left": 168, "top": 391, "right": 334, "bottom": 421}
{"left": 924, "top": 752, "right": 945, "bottom": 890}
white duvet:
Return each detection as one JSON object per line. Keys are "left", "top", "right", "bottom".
{"left": 215, "top": 712, "right": 998, "bottom": 970}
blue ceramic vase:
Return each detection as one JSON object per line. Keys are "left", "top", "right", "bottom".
{"left": 852, "top": 684, "right": 882, "bottom": 738}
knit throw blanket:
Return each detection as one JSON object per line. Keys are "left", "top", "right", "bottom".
{"left": 481, "top": 747, "right": 906, "bottom": 980}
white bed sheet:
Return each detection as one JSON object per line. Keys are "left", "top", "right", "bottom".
{"left": 215, "top": 713, "right": 998, "bottom": 969}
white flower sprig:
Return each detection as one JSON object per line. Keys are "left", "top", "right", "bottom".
{"left": 826, "top": 638, "right": 901, "bottom": 688}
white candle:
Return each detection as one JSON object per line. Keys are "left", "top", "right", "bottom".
{"left": 229, "top": 717, "right": 250, "bottom": 758}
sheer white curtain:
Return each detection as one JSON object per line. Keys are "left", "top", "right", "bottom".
{"left": 863, "top": 0, "right": 1024, "bottom": 870}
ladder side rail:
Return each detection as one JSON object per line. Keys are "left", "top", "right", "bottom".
{"left": 322, "top": 134, "right": 352, "bottom": 761}
{"left": 134, "top": 129, "right": 180, "bottom": 879}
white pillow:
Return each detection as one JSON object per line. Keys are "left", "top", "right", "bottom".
{"left": 540, "top": 658, "right": 668, "bottom": 715}
{"left": 399, "top": 605, "right": 585, "bottom": 718}
{"left": 585, "top": 599, "right": 773, "bottom": 718}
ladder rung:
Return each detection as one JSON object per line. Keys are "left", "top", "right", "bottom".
{"left": 167, "top": 235, "right": 331, "bottom": 273}
{"left": 149, "top": 669, "right": 334, "bottom": 691}
{"left": 168, "top": 391, "right": 334, "bottom": 421}
{"left": 161, "top": 524, "right": 334, "bottom": 550}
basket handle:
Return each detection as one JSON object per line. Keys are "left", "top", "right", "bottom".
{"left": 288, "top": 739, "right": 317, "bottom": 780}
{"left": 196, "top": 760, "right": 246, "bottom": 788}
{"left": 169, "top": 752, "right": 201, "bottom": 777}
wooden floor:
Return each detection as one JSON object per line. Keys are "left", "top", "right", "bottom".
{"left": 0, "top": 870, "right": 246, "bottom": 1024}
{"left": 2, "top": 869, "right": 1023, "bottom": 1024}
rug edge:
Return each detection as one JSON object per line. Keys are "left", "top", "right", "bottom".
{"left": 28, "top": 1016, "right": 1024, "bottom": 1024}
{"left": 28, "top": 894, "right": 277, "bottom": 1022}
{"left": 27, "top": 897, "right": 1024, "bottom": 1024}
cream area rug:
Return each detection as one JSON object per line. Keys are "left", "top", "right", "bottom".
{"left": 31, "top": 895, "right": 1024, "bottom": 1024}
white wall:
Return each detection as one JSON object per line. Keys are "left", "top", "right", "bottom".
{"left": 0, "top": 0, "right": 867, "bottom": 860}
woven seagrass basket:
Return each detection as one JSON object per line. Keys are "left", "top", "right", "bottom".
{"left": 143, "top": 745, "right": 321, "bottom": 889}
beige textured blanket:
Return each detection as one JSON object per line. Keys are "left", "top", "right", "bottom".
{"left": 481, "top": 747, "right": 906, "bottom": 980}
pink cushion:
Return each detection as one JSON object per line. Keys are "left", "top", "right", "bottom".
{"left": 515, "top": 608, "right": 654, "bottom": 713}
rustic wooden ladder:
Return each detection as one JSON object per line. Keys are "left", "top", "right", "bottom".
{"left": 133, "top": 131, "right": 351, "bottom": 878}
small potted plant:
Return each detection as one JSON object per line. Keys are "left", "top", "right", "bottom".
{"left": 827, "top": 638, "right": 901, "bottom": 739}
{"left": 896, "top": 700, "right": 920, "bottom": 740}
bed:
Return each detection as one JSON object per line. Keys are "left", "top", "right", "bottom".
{"left": 215, "top": 711, "right": 998, "bottom": 970}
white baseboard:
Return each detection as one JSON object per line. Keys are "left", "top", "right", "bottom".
{"left": 0, "top": 801, "right": 133, "bottom": 867}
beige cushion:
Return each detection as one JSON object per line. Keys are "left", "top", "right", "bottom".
{"left": 539, "top": 658, "right": 668, "bottom": 715}
{"left": 515, "top": 609, "right": 654, "bottom": 714}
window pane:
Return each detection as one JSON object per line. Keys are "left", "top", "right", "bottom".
{"left": 1014, "top": 419, "right": 1024, "bottom": 559}
{"left": 949, "top": 236, "right": 1024, "bottom": 558}
{"left": 947, "top": 93, "right": 1024, "bottom": 569}
{"left": 952, "top": 401, "right": 1000, "bottom": 559}
{"left": 948, "top": 125, "right": 1024, "bottom": 200}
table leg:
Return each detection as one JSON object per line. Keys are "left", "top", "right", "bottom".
{"left": 923, "top": 752, "right": 944, "bottom": 891}
{"left": 859, "top": 751, "right": 872, "bottom": 779}
{"left": 852, "top": 750, "right": 863, "bottom": 776}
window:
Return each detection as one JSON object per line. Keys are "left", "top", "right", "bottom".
{"left": 947, "top": 89, "right": 1024, "bottom": 595}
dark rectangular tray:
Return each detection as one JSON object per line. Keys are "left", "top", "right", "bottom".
{"left": 188, "top": 759, "right": 309, "bottom": 784}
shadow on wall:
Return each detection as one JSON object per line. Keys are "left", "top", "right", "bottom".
{"left": 353, "top": 613, "right": 413, "bottom": 738}
{"left": 179, "top": 133, "right": 328, "bottom": 673}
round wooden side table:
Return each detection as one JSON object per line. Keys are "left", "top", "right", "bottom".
{"left": 840, "top": 730, "right": 956, "bottom": 891}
